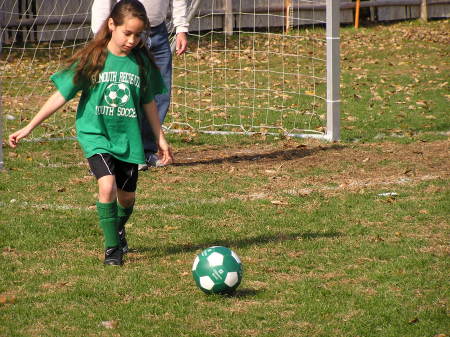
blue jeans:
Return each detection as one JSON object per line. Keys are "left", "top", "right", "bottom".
{"left": 140, "top": 22, "right": 172, "bottom": 155}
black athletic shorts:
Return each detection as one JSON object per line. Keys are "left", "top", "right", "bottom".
{"left": 87, "top": 153, "right": 138, "bottom": 192}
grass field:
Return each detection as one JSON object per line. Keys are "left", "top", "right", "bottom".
{"left": 1, "top": 20, "right": 449, "bottom": 337}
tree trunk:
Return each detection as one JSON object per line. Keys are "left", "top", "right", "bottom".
{"left": 420, "top": 0, "right": 428, "bottom": 22}
{"left": 224, "top": 0, "right": 233, "bottom": 35}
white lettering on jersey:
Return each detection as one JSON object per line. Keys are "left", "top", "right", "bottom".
{"left": 98, "top": 72, "right": 117, "bottom": 83}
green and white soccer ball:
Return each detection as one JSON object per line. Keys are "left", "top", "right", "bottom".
{"left": 104, "top": 82, "right": 130, "bottom": 107}
{"left": 192, "top": 246, "right": 243, "bottom": 294}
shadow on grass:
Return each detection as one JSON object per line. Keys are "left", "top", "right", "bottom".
{"left": 173, "top": 144, "right": 345, "bottom": 167}
{"left": 202, "top": 288, "right": 264, "bottom": 299}
{"left": 232, "top": 288, "right": 263, "bottom": 298}
{"left": 133, "top": 230, "right": 343, "bottom": 257}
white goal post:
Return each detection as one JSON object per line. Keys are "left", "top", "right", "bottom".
{"left": 0, "top": 0, "right": 340, "bottom": 170}
{"left": 326, "top": 0, "right": 340, "bottom": 142}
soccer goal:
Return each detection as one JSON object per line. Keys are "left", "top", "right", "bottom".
{"left": 0, "top": 0, "right": 340, "bottom": 169}
{"left": 167, "top": 0, "right": 340, "bottom": 142}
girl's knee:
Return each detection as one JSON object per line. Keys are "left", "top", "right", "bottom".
{"left": 97, "top": 175, "right": 117, "bottom": 203}
{"left": 118, "top": 191, "right": 135, "bottom": 208}
{"left": 120, "top": 198, "right": 135, "bottom": 209}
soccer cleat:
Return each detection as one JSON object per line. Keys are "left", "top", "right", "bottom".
{"left": 137, "top": 163, "right": 148, "bottom": 171}
{"left": 146, "top": 153, "right": 159, "bottom": 167}
{"left": 146, "top": 153, "right": 167, "bottom": 168}
{"left": 104, "top": 246, "right": 123, "bottom": 266}
{"left": 118, "top": 225, "right": 128, "bottom": 254}
{"left": 138, "top": 153, "right": 167, "bottom": 171}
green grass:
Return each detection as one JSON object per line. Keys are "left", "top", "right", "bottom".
{"left": 1, "top": 20, "right": 449, "bottom": 336}
{"left": 339, "top": 20, "right": 450, "bottom": 142}
{"left": 1, "top": 156, "right": 448, "bottom": 336}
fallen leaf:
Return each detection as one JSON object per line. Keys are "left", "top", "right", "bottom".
{"left": 0, "top": 295, "right": 16, "bottom": 305}
{"left": 163, "top": 226, "right": 179, "bottom": 231}
{"left": 248, "top": 192, "right": 266, "bottom": 200}
{"left": 271, "top": 200, "right": 288, "bottom": 206}
{"left": 372, "top": 235, "right": 384, "bottom": 242}
{"left": 101, "top": 320, "right": 119, "bottom": 329}
{"left": 408, "top": 317, "right": 419, "bottom": 324}
{"left": 297, "top": 188, "right": 313, "bottom": 196}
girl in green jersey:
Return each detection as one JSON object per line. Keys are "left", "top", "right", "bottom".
{"left": 9, "top": 0, "right": 173, "bottom": 266}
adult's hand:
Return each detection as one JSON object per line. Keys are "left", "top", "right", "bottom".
{"left": 175, "top": 32, "right": 188, "bottom": 55}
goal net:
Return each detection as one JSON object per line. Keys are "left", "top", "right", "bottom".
{"left": 168, "top": 0, "right": 339, "bottom": 141}
{"left": 0, "top": 0, "right": 340, "bottom": 165}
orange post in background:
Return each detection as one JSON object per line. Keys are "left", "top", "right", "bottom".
{"left": 355, "top": 0, "right": 361, "bottom": 28}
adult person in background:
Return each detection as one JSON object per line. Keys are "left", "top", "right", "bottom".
{"left": 92, "top": 0, "right": 189, "bottom": 170}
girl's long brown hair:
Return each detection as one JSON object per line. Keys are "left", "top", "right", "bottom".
{"left": 67, "top": 0, "right": 155, "bottom": 92}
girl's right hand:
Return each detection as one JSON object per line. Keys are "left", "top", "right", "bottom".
{"left": 8, "top": 91, "right": 66, "bottom": 148}
{"left": 9, "top": 127, "right": 31, "bottom": 148}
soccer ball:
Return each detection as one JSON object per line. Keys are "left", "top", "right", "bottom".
{"left": 192, "top": 246, "right": 243, "bottom": 294}
{"left": 104, "top": 82, "right": 130, "bottom": 107}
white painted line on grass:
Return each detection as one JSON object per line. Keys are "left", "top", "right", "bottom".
{"left": 0, "top": 174, "right": 442, "bottom": 212}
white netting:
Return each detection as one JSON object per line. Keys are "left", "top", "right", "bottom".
{"left": 169, "top": 0, "right": 328, "bottom": 138}
{"left": 0, "top": 0, "right": 331, "bottom": 143}
{"left": 1, "top": 0, "right": 94, "bottom": 141}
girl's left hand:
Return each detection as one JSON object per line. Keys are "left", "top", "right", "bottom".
{"left": 157, "top": 137, "right": 174, "bottom": 166}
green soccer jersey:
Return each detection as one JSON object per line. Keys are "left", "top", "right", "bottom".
{"left": 51, "top": 51, "right": 166, "bottom": 164}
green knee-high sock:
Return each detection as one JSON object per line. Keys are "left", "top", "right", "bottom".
{"left": 117, "top": 203, "right": 134, "bottom": 231}
{"left": 96, "top": 201, "right": 119, "bottom": 248}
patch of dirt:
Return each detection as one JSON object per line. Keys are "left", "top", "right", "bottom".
{"left": 169, "top": 139, "right": 449, "bottom": 194}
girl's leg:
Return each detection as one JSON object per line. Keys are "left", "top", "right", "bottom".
{"left": 117, "top": 189, "right": 135, "bottom": 253}
{"left": 88, "top": 154, "right": 128, "bottom": 266}
{"left": 98, "top": 175, "right": 117, "bottom": 203}
{"left": 117, "top": 189, "right": 135, "bottom": 208}
{"left": 96, "top": 175, "right": 122, "bottom": 265}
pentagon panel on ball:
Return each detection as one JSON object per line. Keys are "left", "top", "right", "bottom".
{"left": 192, "top": 246, "right": 243, "bottom": 295}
